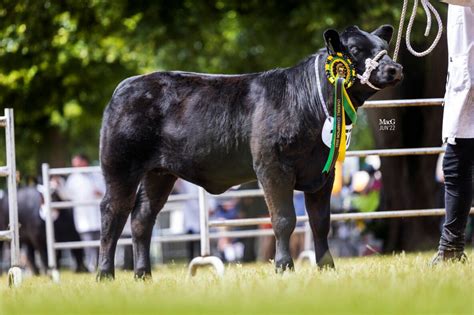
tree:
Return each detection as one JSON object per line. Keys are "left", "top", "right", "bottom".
{"left": 0, "top": 1, "right": 140, "bottom": 173}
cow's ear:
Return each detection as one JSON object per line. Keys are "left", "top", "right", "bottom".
{"left": 372, "top": 25, "right": 394, "bottom": 45}
{"left": 324, "top": 29, "right": 344, "bottom": 55}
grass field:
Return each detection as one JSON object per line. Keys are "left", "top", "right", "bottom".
{"left": 1, "top": 252, "right": 472, "bottom": 315}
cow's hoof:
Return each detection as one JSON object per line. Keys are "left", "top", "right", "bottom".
{"left": 275, "top": 257, "right": 294, "bottom": 274}
{"left": 317, "top": 262, "right": 335, "bottom": 270}
{"left": 134, "top": 270, "right": 152, "bottom": 281}
{"left": 317, "top": 252, "right": 335, "bottom": 270}
{"left": 96, "top": 270, "right": 115, "bottom": 282}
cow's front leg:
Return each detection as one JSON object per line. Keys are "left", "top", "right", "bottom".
{"left": 258, "top": 168, "right": 296, "bottom": 273}
{"left": 304, "top": 174, "right": 335, "bottom": 269}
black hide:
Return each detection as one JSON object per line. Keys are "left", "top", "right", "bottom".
{"left": 97, "top": 25, "right": 403, "bottom": 280}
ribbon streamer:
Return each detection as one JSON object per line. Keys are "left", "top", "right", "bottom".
{"left": 322, "top": 77, "right": 357, "bottom": 174}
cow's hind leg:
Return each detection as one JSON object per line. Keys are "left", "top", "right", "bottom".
{"left": 26, "top": 243, "right": 40, "bottom": 276}
{"left": 132, "top": 172, "right": 176, "bottom": 280}
{"left": 258, "top": 168, "right": 296, "bottom": 272}
{"left": 97, "top": 173, "right": 142, "bottom": 281}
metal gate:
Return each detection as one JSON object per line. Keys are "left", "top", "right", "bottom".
{"left": 0, "top": 109, "right": 21, "bottom": 287}
{"left": 40, "top": 99, "right": 473, "bottom": 278}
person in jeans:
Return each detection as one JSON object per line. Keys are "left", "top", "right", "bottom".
{"left": 432, "top": 1, "right": 473, "bottom": 263}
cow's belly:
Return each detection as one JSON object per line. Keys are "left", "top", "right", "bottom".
{"left": 161, "top": 144, "right": 256, "bottom": 194}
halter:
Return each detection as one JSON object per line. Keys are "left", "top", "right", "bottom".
{"left": 315, "top": 49, "right": 387, "bottom": 119}
{"left": 315, "top": 49, "right": 386, "bottom": 173}
{"left": 355, "top": 50, "right": 387, "bottom": 91}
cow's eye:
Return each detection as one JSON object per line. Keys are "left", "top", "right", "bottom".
{"left": 350, "top": 46, "right": 360, "bottom": 56}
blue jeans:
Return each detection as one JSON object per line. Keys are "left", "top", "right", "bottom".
{"left": 439, "top": 138, "right": 474, "bottom": 251}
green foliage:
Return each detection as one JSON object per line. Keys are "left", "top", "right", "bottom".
{"left": 0, "top": 0, "right": 447, "bottom": 176}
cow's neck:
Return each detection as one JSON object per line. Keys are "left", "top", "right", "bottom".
{"left": 346, "top": 83, "right": 377, "bottom": 108}
{"left": 284, "top": 55, "right": 325, "bottom": 122}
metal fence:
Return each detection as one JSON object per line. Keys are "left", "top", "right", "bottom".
{"left": 42, "top": 164, "right": 208, "bottom": 280}
{"left": 187, "top": 97, "right": 471, "bottom": 275}
{"left": 0, "top": 109, "right": 21, "bottom": 287}
{"left": 40, "top": 98, "right": 473, "bottom": 279}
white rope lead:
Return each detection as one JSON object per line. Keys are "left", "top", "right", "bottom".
{"left": 314, "top": 54, "right": 330, "bottom": 118}
{"left": 356, "top": 50, "right": 387, "bottom": 91}
{"left": 315, "top": 49, "right": 387, "bottom": 118}
{"left": 393, "top": 0, "right": 443, "bottom": 62}
{"left": 393, "top": 0, "right": 409, "bottom": 61}
{"left": 406, "top": 0, "right": 443, "bottom": 57}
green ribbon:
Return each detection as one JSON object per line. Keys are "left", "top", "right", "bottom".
{"left": 322, "top": 77, "right": 357, "bottom": 174}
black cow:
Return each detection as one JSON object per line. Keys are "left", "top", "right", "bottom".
{"left": 0, "top": 186, "right": 88, "bottom": 274}
{"left": 97, "top": 25, "right": 403, "bottom": 280}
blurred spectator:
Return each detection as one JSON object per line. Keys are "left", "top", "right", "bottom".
{"left": 258, "top": 220, "right": 274, "bottom": 262}
{"left": 174, "top": 180, "right": 200, "bottom": 262}
{"left": 351, "top": 167, "right": 381, "bottom": 213}
{"left": 330, "top": 161, "right": 351, "bottom": 213}
{"left": 48, "top": 176, "right": 88, "bottom": 273}
{"left": 330, "top": 157, "right": 384, "bottom": 257}
{"left": 117, "top": 218, "right": 133, "bottom": 270}
{"left": 290, "top": 193, "right": 306, "bottom": 259}
{"left": 212, "top": 197, "right": 243, "bottom": 262}
{"left": 65, "top": 154, "right": 104, "bottom": 271}
{"left": 236, "top": 182, "right": 267, "bottom": 262}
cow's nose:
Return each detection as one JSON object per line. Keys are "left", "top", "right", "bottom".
{"left": 385, "top": 64, "right": 403, "bottom": 80}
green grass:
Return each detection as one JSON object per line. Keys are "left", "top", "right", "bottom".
{"left": 1, "top": 252, "right": 473, "bottom": 315}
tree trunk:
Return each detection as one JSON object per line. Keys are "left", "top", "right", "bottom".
{"left": 45, "top": 127, "right": 69, "bottom": 168}
{"left": 366, "top": 34, "right": 448, "bottom": 252}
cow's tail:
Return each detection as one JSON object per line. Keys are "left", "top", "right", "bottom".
{"left": 132, "top": 183, "right": 148, "bottom": 216}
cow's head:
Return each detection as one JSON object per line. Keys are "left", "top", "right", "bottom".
{"left": 323, "top": 25, "right": 403, "bottom": 98}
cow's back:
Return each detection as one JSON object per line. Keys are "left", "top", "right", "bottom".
{"left": 100, "top": 71, "right": 262, "bottom": 192}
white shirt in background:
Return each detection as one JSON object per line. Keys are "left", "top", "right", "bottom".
{"left": 178, "top": 180, "right": 201, "bottom": 233}
{"left": 65, "top": 173, "right": 105, "bottom": 233}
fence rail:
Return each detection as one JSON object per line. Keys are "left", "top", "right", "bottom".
{"left": 362, "top": 98, "right": 443, "bottom": 108}
{"left": 49, "top": 193, "right": 197, "bottom": 209}
{"left": 346, "top": 147, "right": 445, "bottom": 157}
{"left": 209, "top": 208, "right": 474, "bottom": 228}
{"left": 49, "top": 166, "right": 100, "bottom": 175}
{"left": 53, "top": 227, "right": 308, "bottom": 250}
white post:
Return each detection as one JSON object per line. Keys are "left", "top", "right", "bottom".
{"left": 5, "top": 109, "right": 22, "bottom": 287}
{"left": 187, "top": 187, "right": 224, "bottom": 277}
{"left": 303, "top": 221, "right": 312, "bottom": 250}
{"left": 297, "top": 220, "right": 316, "bottom": 266}
{"left": 42, "top": 163, "right": 59, "bottom": 280}
{"left": 5, "top": 109, "right": 19, "bottom": 267}
{"left": 198, "top": 187, "right": 210, "bottom": 256}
